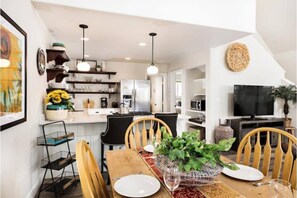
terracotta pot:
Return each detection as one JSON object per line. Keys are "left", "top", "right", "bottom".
{"left": 284, "top": 118, "right": 292, "bottom": 128}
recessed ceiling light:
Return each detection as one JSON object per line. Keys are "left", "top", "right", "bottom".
{"left": 84, "top": 54, "right": 90, "bottom": 58}
{"left": 81, "top": 37, "right": 89, "bottom": 41}
{"left": 125, "top": 57, "right": 131, "bottom": 60}
{"left": 139, "top": 42, "right": 147, "bottom": 46}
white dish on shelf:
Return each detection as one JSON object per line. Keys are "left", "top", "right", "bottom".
{"left": 144, "top": 144, "right": 154, "bottom": 153}
{"left": 222, "top": 164, "right": 264, "bottom": 181}
{"left": 114, "top": 174, "right": 160, "bottom": 197}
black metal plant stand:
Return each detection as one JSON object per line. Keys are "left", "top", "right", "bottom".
{"left": 36, "top": 121, "right": 79, "bottom": 197}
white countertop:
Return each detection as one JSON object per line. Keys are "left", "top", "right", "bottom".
{"left": 39, "top": 111, "right": 108, "bottom": 125}
{"left": 40, "top": 109, "right": 186, "bottom": 125}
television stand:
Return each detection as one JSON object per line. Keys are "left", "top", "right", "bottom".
{"left": 241, "top": 117, "right": 268, "bottom": 121}
{"left": 228, "top": 118, "right": 284, "bottom": 151}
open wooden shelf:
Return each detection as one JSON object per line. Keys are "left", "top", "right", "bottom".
{"left": 66, "top": 81, "right": 119, "bottom": 85}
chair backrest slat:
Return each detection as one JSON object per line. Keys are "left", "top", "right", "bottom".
{"left": 142, "top": 120, "right": 148, "bottom": 146}
{"left": 76, "top": 141, "right": 110, "bottom": 198}
{"left": 135, "top": 123, "right": 141, "bottom": 148}
{"left": 236, "top": 127, "right": 297, "bottom": 190}
{"left": 282, "top": 140, "right": 293, "bottom": 181}
{"left": 262, "top": 131, "right": 271, "bottom": 175}
{"left": 290, "top": 159, "right": 297, "bottom": 189}
{"left": 129, "top": 131, "right": 136, "bottom": 149}
{"left": 252, "top": 132, "right": 262, "bottom": 169}
{"left": 243, "top": 137, "right": 252, "bottom": 165}
{"left": 156, "top": 122, "right": 161, "bottom": 143}
{"left": 272, "top": 133, "right": 284, "bottom": 179}
{"left": 125, "top": 117, "right": 172, "bottom": 149}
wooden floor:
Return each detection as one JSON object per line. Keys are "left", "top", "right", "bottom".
{"left": 39, "top": 184, "right": 83, "bottom": 198}
{"left": 38, "top": 172, "right": 110, "bottom": 198}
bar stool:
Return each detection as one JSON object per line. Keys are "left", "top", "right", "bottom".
{"left": 154, "top": 113, "right": 178, "bottom": 137}
{"left": 100, "top": 114, "right": 134, "bottom": 172}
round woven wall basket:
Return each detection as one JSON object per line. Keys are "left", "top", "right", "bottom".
{"left": 226, "top": 43, "right": 250, "bottom": 72}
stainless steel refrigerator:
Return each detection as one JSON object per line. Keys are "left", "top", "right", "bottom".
{"left": 120, "top": 80, "right": 151, "bottom": 112}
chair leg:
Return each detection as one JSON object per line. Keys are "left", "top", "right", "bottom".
{"left": 101, "top": 142, "right": 104, "bottom": 172}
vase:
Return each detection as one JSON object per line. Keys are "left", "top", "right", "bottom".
{"left": 45, "top": 105, "right": 68, "bottom": 121}
{"left": 215, "top": 119, "right": 234, "bottom": 143}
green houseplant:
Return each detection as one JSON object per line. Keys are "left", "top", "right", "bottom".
{"left": 271, "top": 85, "right": 297, "bottom": 126}
{"left": 155, "top": 129, "right": 238, "bottom": 186}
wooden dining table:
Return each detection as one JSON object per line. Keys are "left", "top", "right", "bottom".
{"left": 106, "top": 149, "right": 275, "bottom": 198}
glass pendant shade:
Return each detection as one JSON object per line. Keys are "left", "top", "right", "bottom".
{"left": 77, "top": 61, "right": 90, "bottom": 71}
{"left": 77, "top": 24, "right": 90, "bottom": 71}
{"left": 147, "top": 64, "right": 158, "bottom": 75}
{"left": 147, "top": 32, "right": 158, "bottom": 76}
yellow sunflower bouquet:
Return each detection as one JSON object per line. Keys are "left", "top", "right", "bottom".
{"left": 45, "top": 90, "right": 74, "bottom": 111}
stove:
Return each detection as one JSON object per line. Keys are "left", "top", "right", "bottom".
{"left": 113, "top": 111, "right": 152, "bottom": 116}
{"left": 129, "top": 111, "right": 152, "bottom": 116}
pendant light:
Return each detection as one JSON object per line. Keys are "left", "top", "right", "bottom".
{"left": 77, "top": 24, "right": 90, "bottom": 71}
{"left": 147, "top": 32, "right": 159, "bottom": 75}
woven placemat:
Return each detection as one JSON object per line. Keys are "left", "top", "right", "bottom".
{"left": 198, "top": 181, "right": 245, "bottom": 198}
{"left": 226, "top": 43, "right": 250, "bottom": 72}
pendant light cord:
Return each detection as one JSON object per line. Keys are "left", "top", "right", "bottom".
{"left": 151, "top": 35, "right": 154, "bottom": 65}
{"left": 82, "top": 27, "right": 85, "bottom": 62}
{"left": 149, "top": 32, "right": 157, "bottom": 66}
{"left": 79, "top": 24, "right": 88, "bottom": 62}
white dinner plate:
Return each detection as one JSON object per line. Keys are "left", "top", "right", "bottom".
{"left": 222, "top": 164, "right": 264, "bottom": 181}
{"left": 114, "top": 174, "right": 160, "bottom": 197}
{"left": 144, "top": 144, "right": 155, "bottom": 153}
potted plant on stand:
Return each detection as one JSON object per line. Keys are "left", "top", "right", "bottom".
{"left": 271, "top": 84, "right": 297, "bottom": 127}
{"left": 44, "top": 90, "right": 74, "bottom": 121}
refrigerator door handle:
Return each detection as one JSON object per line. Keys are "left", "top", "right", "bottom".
{"left": 133, "top": 89, "right": 136, "bottom": 110}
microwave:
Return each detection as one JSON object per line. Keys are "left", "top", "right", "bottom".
{"left": 190, "top": 100, "right": 205, "bottom": 111}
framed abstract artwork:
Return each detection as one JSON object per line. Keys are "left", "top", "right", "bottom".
{"left": 0, "top": 9, "right": 27, "bottom": 131}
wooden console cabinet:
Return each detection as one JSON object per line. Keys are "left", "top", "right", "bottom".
{"left": 228, "top": 118, "right": 284, "bottom": 151}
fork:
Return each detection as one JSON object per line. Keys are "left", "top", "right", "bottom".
{"left": 252, "top": 181, "right": 271, "bottom": 186}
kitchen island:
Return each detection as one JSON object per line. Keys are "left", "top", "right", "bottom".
{"left": 38, "top": 109, "right": 187, "bottom": 172}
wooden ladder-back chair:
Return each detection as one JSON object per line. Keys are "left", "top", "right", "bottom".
{"left": 236, "top": 127, "right": 297, "bottom": 189}
{"left": 76, "top": 141, "right": 110, "bottom": 198}
{"left": 125, "top": 117, "right": 172, "bottom": 149}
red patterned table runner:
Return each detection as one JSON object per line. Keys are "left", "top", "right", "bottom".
{"left": 138, "top": 149, "right": 245, "bottom": 198}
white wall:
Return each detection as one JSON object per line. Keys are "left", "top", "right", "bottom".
{"left": 274, "top": 50, "right": 297, "bottom": 84}
{"left": 32, "top": 0, "right": 256, "bottom": 33}
{"left": 208, "top": 35, "right": 287, "bottom": 140}
{"left": 1, "top": 0, "right": 52, "bottom": 197}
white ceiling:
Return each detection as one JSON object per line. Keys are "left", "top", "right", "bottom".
{"left": 33, "top": 1, "right": 295, "bottom": 64}
{"left": 256, "top": 0, "right": 296, "bottom": 54}
{"left": 33, "top": 2, "right": 248, "bottom": 64}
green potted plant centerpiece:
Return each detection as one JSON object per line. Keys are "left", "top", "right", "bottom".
{"left": 155, "top": 129, "right": 238, "bottom": 186}
{"left": 44, "top": 90, "right": 74, "bottom": 121}
{"left": 271, "top": 84, "right": 297, "bottom": 127}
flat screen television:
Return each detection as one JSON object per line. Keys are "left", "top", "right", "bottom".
{"left": 234, "top": 85, "right": 274, "bottom": 119}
